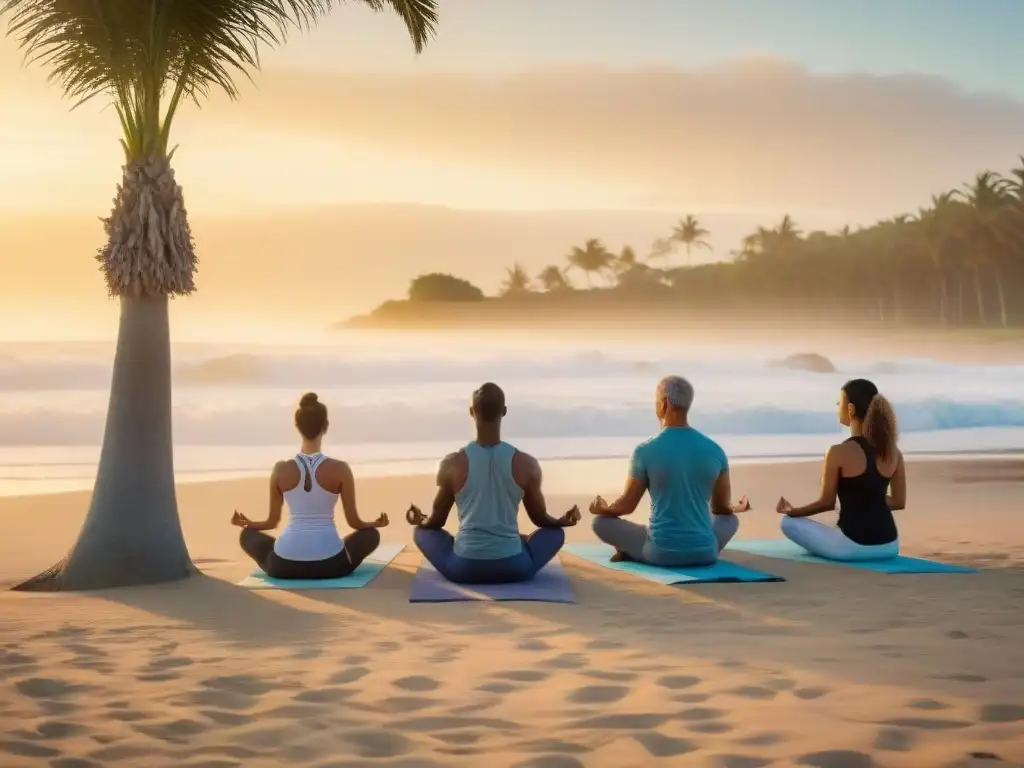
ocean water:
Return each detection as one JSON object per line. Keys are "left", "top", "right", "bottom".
{"left": 1, "top": 334, "right": 1022, "bottom": 496}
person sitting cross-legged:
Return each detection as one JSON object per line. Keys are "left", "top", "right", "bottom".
{"left": 407, "top": 382, "right": 580, "bottom": 584}
{"left": 589, "top": 375, "right": 749, "bottom": 566}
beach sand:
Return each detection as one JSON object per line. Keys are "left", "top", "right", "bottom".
{"left": 1, "top": 458, "right": 1023, "bottom": 767}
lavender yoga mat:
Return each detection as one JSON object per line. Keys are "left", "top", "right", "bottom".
{"left": 409, "top": 557, "right": 575, "bottom": 603}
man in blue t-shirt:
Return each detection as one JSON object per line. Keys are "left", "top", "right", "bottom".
{"left": 589, "top": 375, "right": 749, "bottom": 565}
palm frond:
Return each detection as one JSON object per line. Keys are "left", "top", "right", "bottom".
{"left": 2, "top": 0, "right": 437, "bottom": 157}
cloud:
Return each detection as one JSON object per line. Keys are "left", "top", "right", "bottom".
{"left": 214, "top": 57, "right": 1024, "bottom": 216}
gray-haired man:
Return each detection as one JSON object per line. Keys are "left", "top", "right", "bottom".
{"left": 589, "top": 375, "right": 749, "bottom": 565}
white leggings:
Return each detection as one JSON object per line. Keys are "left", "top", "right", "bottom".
{"left": 781, "top": 516, "right": 899, "bottom": 562}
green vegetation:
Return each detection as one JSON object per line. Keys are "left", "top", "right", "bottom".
{"left": 370, "top": 160, "right": 1024, "bottom": 330}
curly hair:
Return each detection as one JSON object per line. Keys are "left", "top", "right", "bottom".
{"left": 843, "top": 379, "right": 899, "bottom": 462}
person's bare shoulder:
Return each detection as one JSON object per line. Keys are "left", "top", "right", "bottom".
{"left": 437, "top": 450, "right": 466, "bottom": 479}
{"left": 511, "top": 449, "right": 540, "bottom": 487}
{"left": 273, "top": 458, "right": 299, "bottom": 491}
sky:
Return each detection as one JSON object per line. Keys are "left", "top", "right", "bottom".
{"left": 1, "top": 0, "right": 1023, "bottom": 337}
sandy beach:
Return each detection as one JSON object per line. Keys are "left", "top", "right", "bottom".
{"left": 2, "top": 457, "right": 1023, "bottom": 767}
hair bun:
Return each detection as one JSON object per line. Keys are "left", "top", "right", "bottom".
{"left": 299, "top": 392, "right": 319, "bottom": 408}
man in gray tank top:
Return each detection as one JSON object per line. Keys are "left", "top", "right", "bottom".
{"left": 407, "top": 383, "right": 580, "bottom": 584}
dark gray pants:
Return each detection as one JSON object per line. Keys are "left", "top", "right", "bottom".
{"left": 592, "top": 515, "right": 739, "bottom": 567}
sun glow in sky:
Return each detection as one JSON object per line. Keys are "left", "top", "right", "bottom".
{"left": 2, "top": 0, "right": 1024, "bottom": 339}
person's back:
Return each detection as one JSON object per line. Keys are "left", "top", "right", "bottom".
{"left": 275, "top": 452, "right": 344, "bottom": 561}
{"left": 640, "top": 426, "right": 726, "bottom": 557}
{"left": 453, "top": 441, "right": 525, "bottom": 559}
{"left": 836, "top": 436, "right": 898, "bottom": 546}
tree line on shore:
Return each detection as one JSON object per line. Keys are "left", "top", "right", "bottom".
{"left": 403, "top": 159, "right": 1024, "bottom": 328}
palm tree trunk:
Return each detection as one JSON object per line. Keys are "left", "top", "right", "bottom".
{"left": 938, "top": 270, "right": 949, "bottom": 326}
{"left": 957, "top": 276, "right": 965, "bottom": 325}
{"left": 973, "top": 264, "right": 987, "bottom": 325}
{"left": 994, "top": 265, "right": 1009, "bottom": 328}
{"left": 14, "top": 295, "right": 195, "bottom": 591}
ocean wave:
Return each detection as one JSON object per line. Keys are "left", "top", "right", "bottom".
{"left": 1, "top": 397, "right": 1023, "bottom": 446}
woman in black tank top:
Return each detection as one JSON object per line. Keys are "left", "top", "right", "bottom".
{"left": 776, "top": 379, "right": 907, "bottom": 561}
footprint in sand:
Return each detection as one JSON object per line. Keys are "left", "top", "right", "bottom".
{"left": 391, "top": 715, "right": 521, "bottom": 732}
{"left": 517, "top": 639, "right": 553, "bottom": 652}
{"left": 934, "top": 673, "right": 988, "bottom": 684}
{"left": 392, "top": 676, "right": 441, "bottom": 693}
{"left": 0, "top": 649, "right": 37, "bottom": 669}
{"left": 656, "top": 675, "right": 701, "bottom": 691}
{"left": 979, "top": 704, "right": 1024, "bottom": 723}
{"left": 716, "top": 756, "right": 773, "bottom": 768}
{"left": 881, "top": 717, "right": 972, "bottom": 731}
{"left": 133, "top": 717, "right": 208, "bottom": 743}
{"left": 376, "top": 696, "right": 437, "bottom": 713}
{"left": 293, "top": 687, "right": 357, "bottom": 704}
{"left": 689, "top": 722, "right": 733, "bottom": 735}
{"left": 567, "top": 685, "right": 629, "bottom": 704}
{"left": 200, "top": 675, "right": 274, "bottom": 697}
{"left": 538, "top": 653, "right": 588, "bottom": 671}
{"left": 51, "top": 758, "right": 101, "bottom": 768}
{"left": 581, "top": 669, "right": 636, "bottom": 682}
{"left": 793, "top": 687, "right": 830, "bottom": 700}
{"left": 0, "top": 739, "right": 62, "bottom": 758}
{"left": 795, "top": 750, "right": 875, "bottom": 768}
{"left": 727, "top": 685, "right": 778, "bottom": 701}
{"left": 328, "top": 666, "right": 371, "bottom": 685}
{"left": 493, "top": 670, "right": 551, "bottom": 683}
{"left": 631, "top": 731, "right": 697, "bottom": 758}
{"left": 571, "top": 713, "right": 668, "bottom": 730}
{"left": 515, "top": 738, "right": 591, "bottom": 755}
{"left": 199, "top": 709, "right": 254, "bottom": 726}
{"left": 873, "top": 727, "right": 916, "bottom": 751}
{"left": 476, "top": 680, "right": 516, "bottom": 694}
{"left": 512, "top": 757, "right": 585, "bottom": 768}
{"left": 907, "top": 698, "right": 950, "bottom": 711}
{"left": 340, "top": 728, "right": 415, "bottom": 758}
{"left": 344, "top": 654, "right": 371, "bottom": 665}
{"left": 735, "top": 732, "right": 787, "bottom": 747}
{"left": 674, "top": 693, "right": 709, "bottom": 704}
{"left": 15, "top": 678, "right": 90, "bottom": 700}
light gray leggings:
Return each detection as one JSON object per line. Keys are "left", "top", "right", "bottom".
{"left": 592, "top": 514, "right": 740, "bottom": 567}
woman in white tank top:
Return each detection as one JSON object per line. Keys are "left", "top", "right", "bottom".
{"left": 231, "top": 393, "right": 389, "bottom": 579}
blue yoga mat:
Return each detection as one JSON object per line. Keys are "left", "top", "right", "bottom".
{"left": 564, "top": 544, "right": 784, "bottom": 584}
{"left": 409, "top": 557, "right": 575, "bottom": 602}
{"left": 727, "top": 538, "right": 977, "bottom": 574}
{"left": 238, "top": 543, "right": 404, "bottom": 589}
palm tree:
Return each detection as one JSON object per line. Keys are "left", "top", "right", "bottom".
{"left": 536, "top": 264, "right": 572, "bottom": 292}
{"left": 647, "top": 237, "right": 674, "bottom": 263}
{"left": 959, "top": 171, "right": 1013, "bottom": 326}
{"left": 566, "top": 238, "right": 614, "bottom": 287}
{"left": 614, "top": 245, "right": 638, "bottom": 275}
{"left": 500, "top": 262, "right": 531, "bottom": 296}
{"left": 670, "top": 215, "right": 712, "bottom": 263}
{"left": 2, "top": 0, "right": 437, "bottom": 591}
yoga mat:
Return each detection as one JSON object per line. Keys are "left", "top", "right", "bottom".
{"left": 238, "top": 543, "right": 404, "bottom": 589}
{"left": 564, "top": 544, "right": 784, "bottom": 584}
{"left": 408, "top": 557, "right": 575, "bottom": 603}
{"left": 727, "top": 538, "right": 977, "bottom": 574}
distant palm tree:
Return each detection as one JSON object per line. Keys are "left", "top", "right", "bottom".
{"left": 773, "top": 214, "right": 802, "bottom": 246}
{"left": 1, "top": 0, "right": 437, "bottom": 591}
{"left": 500, "top": 262, "right": 532, "bottom": 296}
{"left": 566, "top": 238, "right": 614, "bottom": 287}
{"left": 614, "top": 246, "right": 639, "bottom": 275}
{"left": 647, "top": 237, "right": 674, "bottom": 263}
{"left": 958, "top": 171, "right": 1014, "bottom": 326}
{"left": 670, "top": 215, "right": 712, "bottom": 262}
{"left": 536, "top": 264, "right": 572, "bottom": 292}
